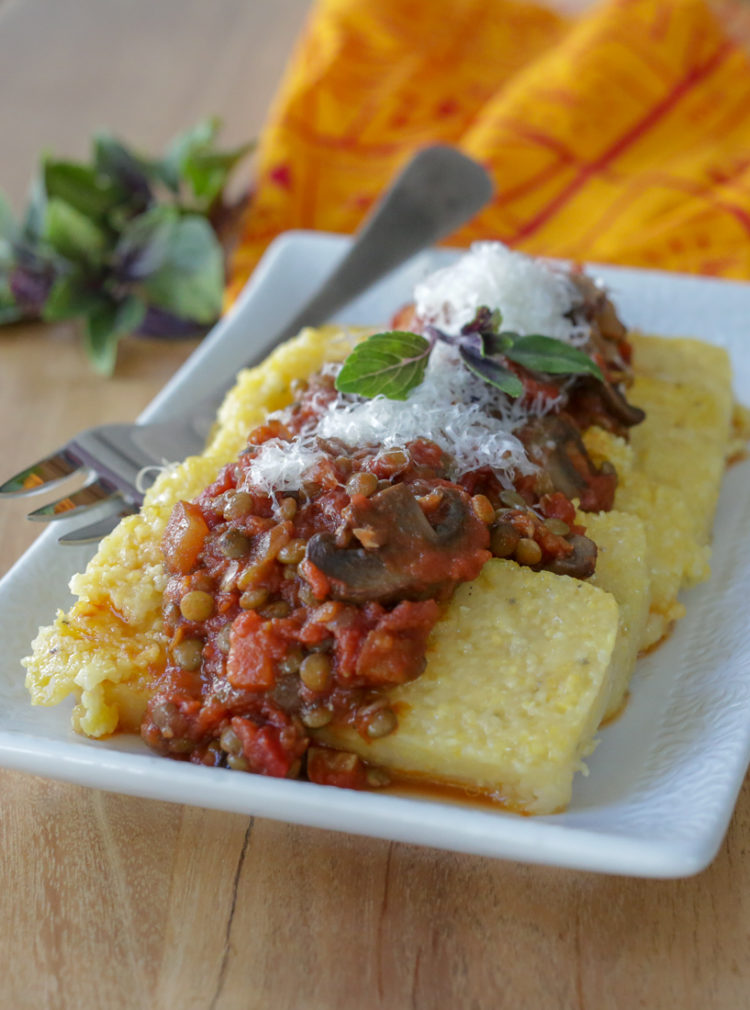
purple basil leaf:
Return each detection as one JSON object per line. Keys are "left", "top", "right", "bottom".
{"left": 424, "top": 323, "right": 457, "bottom": 347}
{"left": 93, "top": 133, "right": 153, "bottom": 207}
{"left": 460, "top": 305, "right": 503, "bottom": 335}
{"left": 9, "top": 261, "right": 55, "bottom": 314}
{"left": 459, "top": 344, "right": 524, "bottom": 397}
{"left": 136, "top": 304, "right": 204, "bottom": 338}
{"left": 113, "top": 206, "right": 176, "bottom": 281}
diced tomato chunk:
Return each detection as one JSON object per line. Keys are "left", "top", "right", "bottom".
{"left": 162, "top": 501, "right": 209, "bottom": 574}
{"left": 227, "top": 612, "right": 284, "bottom": 690}
{"left": 307, "top": 747, "right": 369, "bottom": 790}
{"left": 539, "top": 492, "right": 577, "bottom": 526}
{"left": 356, "top": 600, "right": 440, "bottom": 684}
{"left": 231, "top": 716, "right": 299, "bottom": 778}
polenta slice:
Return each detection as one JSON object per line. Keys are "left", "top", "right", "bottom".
{"left": 315, "top": 561, "right": 619, "bottom": 814}
{"left": 627, "top": 335, "right": 733, "bottom": 545}
{"left": 579, "top": 510, "right": 650, "bottom": 720}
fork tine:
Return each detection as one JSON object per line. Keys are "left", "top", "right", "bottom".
{"left": 0, "top": 447, "right": 81, "bottom": 497}
{"left": 57, "top": 506, "right": 136, "bottom": 545}
{"left": 26, "top": 479, "right": 119, "bottom": 521}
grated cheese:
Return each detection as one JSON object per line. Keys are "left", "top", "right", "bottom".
{"left": 244, "top": 244, "right": 586, "bottom": 496}
{"left": 414, "top": 242, "right": 590, "bottom": 345}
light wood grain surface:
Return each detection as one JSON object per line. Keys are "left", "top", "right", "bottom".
{"left": 2, "top": 2, "right": 750, "bottom": 1008}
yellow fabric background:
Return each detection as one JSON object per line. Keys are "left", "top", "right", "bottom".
{"left": 228, "top": 0, "right": 750, "bottom": 303}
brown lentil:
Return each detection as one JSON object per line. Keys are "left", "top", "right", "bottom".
{"left": 216, "top": 625, "right": 232, "bottom": 653}
{"left": 471, "top": 494, "right": 496, "bottom": 524}
{"left": 490, "top": 522, "right": 520, "bottom": 558}
{"left": 278, "top": 648, "right": 303, "bottom": 675}
{"left": 239, "top": 587, "right": 269, "bottom": 610}
{"left": 307, "top": 636, "right": 335, "bottom": 653}
{"left": 277, "top": 538, "right": 307, "bottom": 564}
{"left": 543, "top": 517, "right": 571, "bottom": 536}
{"left": 278, "top": 496, "right": 298, "bottom": 520}
{"left": 224, "top": 490, "right": 254, "bottom": 520}
{"left": 515, "top": 537, "right": 543, "bottom": 565}
{"left": 299, "top": 653, "right": 332, "bottom": 692}
{"left": 364, "top": 706, "right": 398, "bottom": 739}
{"left": 220, "top": 726, "right": 243, "bottom": 755}
{"left": 346, "top": 471, "right": 379, "bottom": 498}
{"left": 259, "top": 600, "right": 292, "bottom": 619}
{"left": 301, "top": 707, "right": 333, "bottom": 728}
{"left": 500, "top": 489, "right": 528, "bottom": 508}
{"left": 219, "top": 529, "right": 251, "bottom": 559}
{"left": 298, "top": 584, "right": 318, "bottom": 607}
{"left": 366, "top": 767, "right": 392, "bottom": 788}
{"left": 173, "top": 637, "right": 203, "bottom": 671}
{"left": 179, "top": 589, "right": 214, "bottom": 622}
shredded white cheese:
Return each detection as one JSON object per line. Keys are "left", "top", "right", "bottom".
{"left": 243, "top": 243, "right": 584, "bottom": 496}
{"left": 414, "top": 242, "right": 589, "bottom": 345}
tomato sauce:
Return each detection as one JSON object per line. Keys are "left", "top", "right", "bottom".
{"left": 142, "top": 363, "right": 629, "bottom": 789}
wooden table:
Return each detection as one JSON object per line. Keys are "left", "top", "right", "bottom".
{"left": 2, "top": 2, "right": 750, "bottom": 1007}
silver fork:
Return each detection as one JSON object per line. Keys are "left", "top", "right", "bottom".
{"left": 1, "top": 145, "right": 493, "bottom": 544}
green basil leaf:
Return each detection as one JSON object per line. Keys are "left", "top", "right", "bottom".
{"left": 43, "top": 160, "right": 123, "bottom": 220}
{"left": 84, "top": 294, "right": 146, "bottom": 375}
{"left": 335, "top": 331, "right": 432, "bottom": 400}
{"left": 504, "top": 334, "right": 603, "bottom": 380}
{"left": 44, "top": 198, "right": 108, "bottom": 265}
{"left": 142, "top": 215, "right": 223, "bottom": 323}
{"left": 114, "top": 205, "right": 177, "bottom": 280}
{"left": 43, "top": 274, "right": 107, "bottom": 322}
{"left": 182, "top": 142, "right": 255, "bottom": 208}
{"left": 459, "top": 345, "right": 524, "bottom": 397}
{"left": 158, "top": 117, "right": 221, "bottom": 192}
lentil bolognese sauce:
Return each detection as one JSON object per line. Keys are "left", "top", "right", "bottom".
{"left": 142, "top": 248, "right": 644, "bottom": 791}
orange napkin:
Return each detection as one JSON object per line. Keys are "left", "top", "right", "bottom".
{"left": 227, "top": 0, "right": 750, "bottom": 304}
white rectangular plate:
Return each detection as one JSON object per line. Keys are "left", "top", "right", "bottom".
{"left": 2, "top": 231, "right": 749, "bottom": 878}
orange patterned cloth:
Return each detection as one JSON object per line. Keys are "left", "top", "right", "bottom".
{"left": 227, "top": 0, "right": 750, "bottom": 303}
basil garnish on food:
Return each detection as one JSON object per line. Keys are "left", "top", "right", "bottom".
{"left": 503, "top": 333, "right": 603, "bottom": 379}
{"left": 335, "top": 330, "right": 432, "bottom": 400}
{"left": 334, "top": 305, "right": 603, "bottom": 401}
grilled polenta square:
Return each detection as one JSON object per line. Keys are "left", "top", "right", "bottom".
{"left": 579, "top": 510, "right": 650, "bottom": 720}
{"left": 627, "top": 336, "right": 733, "bottom": 545}
{"left": 314, "top": 560, "right": 619, "bottom": 814}
{"left": 583, "top": 426, "right": 709, "bottom": 651}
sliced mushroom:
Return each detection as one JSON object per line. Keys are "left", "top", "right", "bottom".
{"left": 545, "top": 534, "right": 598, "bottom": 579}
{"left": 596, "top": 379, "right": 646, "bottom": 428}
{"left": 306, "top": 482, "right": 488, "bottom": 604}
{"left": 518, "top": 414, "right": 617, "bottom": 512}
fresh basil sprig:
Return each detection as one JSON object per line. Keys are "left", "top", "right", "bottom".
{"left": 335, "top": 330, "right": 432, "bottom": 400}
{"left": 0, "top": 118, "right": 253, "bottom": 374}
{"left": 334, "top": 305, "right": 604, "bottom": 401}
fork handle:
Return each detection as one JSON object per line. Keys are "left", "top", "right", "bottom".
{"left": 264, "top": 145, "right": 493, "bottom": 348}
